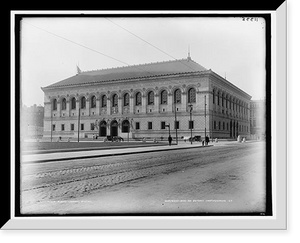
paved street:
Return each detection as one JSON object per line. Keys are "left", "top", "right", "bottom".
{"left": 20, "top": 141, "right": 266, "bottom": 214}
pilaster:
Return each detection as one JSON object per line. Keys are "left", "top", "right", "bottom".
{"left": 141, "top": 95, "right": 146, "bottom": 113}
{"left": 167, "top": 93, "right": 173, "bottom": 113}
{"left": 154, "top": 94, "right": 159, "bottom": 113}
{"left": 129, "top": 95, "right": 134, "bottom": 114}
{"left": 107, "top": 98, "right": 111, "bottom": 115}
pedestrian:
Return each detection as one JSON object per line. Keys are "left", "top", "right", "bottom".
{"left": 205, "top": 135, "right": 210, "bottom": 145}
{"left": 202, "top": 139, "right": 205, "bottom": 146}
{"left": 168, "top": 135, "right": 172, "bottom": 146}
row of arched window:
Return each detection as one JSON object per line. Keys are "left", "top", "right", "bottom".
{"left": 51, "top": 88, "right": 197, "bottom": 111}
{"left": 212, "top": 89, "right": 248, "bottom": 114}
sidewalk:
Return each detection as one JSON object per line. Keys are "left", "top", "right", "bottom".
{"left": 21, "top": 142, "right": 212, "bottom": 163}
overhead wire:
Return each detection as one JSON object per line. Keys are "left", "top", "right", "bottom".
{"left": 22, "top": 21, "right": 130, "bottom": 66}
{"left": 22, "top": 20, "right": 160, "bottom": 77}
{"left": 23, "top": 19, "right": 199, "bottom": 78}
{"left": 105, "top": 17, "right": 198, "bottom": 72}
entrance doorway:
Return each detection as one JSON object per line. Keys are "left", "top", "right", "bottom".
{"left": 99, "top": 120, "right": 107, "bottom": 137}
{"left": 110, "top": 120, "right": 118, "bottom": 136}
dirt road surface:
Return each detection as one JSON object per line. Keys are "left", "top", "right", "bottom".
{"left": 20, "top": 141, "right": 266, "bottom": 214}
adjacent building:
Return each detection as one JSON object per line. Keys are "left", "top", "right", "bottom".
{"left": 21, "top": 104, "right": 44, "bottom": 140}
{"left": 41, "top": 56, "right": 251, "bottom": 141}
{"left": 250, "top": 99, "right": 266, "bottom": 140}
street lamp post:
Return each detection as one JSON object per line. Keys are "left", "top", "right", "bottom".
{"left": 174, "top": 103, "right": 178, "bottom": 145}
{"left": 50, "top": 102, "right": 53, "bottom": 142}
{"left": 77, "top": 108, "right": 81, "bottom": 142}
{"left": 165, "top": 123, "right": 171, "bottom": 137}
{"left": 188, "top": 104, "right": 193, "bottom": 144}
{"left": 204, "top": 95, "right": 207, "bottom": 141}
{"left": 125, "top": 117, "right": 130, "bottom": 142}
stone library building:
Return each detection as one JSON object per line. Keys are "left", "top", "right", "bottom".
{"left": 41, "top": 55, "right": 252, "bottom": 141}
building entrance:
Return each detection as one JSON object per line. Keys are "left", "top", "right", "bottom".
{"left": 99, "top": 120, "right": 107, "bottom": 137}
{"left": 110, "top": 120, "right": 118, "bottom": 136}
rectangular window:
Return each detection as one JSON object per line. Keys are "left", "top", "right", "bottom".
{"left": 81, "top": 124, "right": 84, "bottom": 131}
{"left": 136, "top": 122, "right": 140, "bottom": 130}
{"left": 188, "top": 120, "right": 194, "bottom": 129}
{"left": 219, "top": 121, "right": 221, "bottom": 130}
{"left": 61, "top": 124, "right": 65, "bottom": 131}
{"left": 223, "top": 122, "right": 225, "bottom": 130}
{"left": 174, "top": 121, "right": 180, "bottom": 129}
{"left": 52, "top": 124, "right": 55, "bottom": 131}
{"left": 71, "top": 124, "right": 74, "bottom": 131}
{"left": 161, "top": 121, "right": 166, "bottom": 129}
{"left": 91, "top": 123, "right": 95, "bottom": 131}
{"left": 148, "top": 122, "right": 152, "bottom": 130}
{"left": 214, "top": 121, "right": 216, "bottom": 129}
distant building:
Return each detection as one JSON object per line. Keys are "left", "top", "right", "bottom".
{"left": 41, "top": 56, "right": 251, "bottom": 141}
{"left": 21, "top": 104, "right": 44, "bottom": 139}
{"left": 250, "top": 99, "right": 266, "bottom": 139}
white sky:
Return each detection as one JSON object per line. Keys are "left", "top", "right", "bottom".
{"left": 20, "top": 17, "right": 266, "bottom": 106}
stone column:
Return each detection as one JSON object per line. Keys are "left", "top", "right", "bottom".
{"left": 154, "top": 94, "right": 159, "bottom": 113}
{"left": 107, "top": 98, "right": 111, "bottom": 116}
{"left": 141, "top": 95, "right": 146, "bottom": 113}
{"left": 86, "top": 98, "right": 90, "bottom": 116}
{"left": 57, "top": 102, "right": 61, "bottom": 117}
{"left": 118, "top": 97, "right": 122, "bottom": 115}
{"left": 182, "top": 92, "right": 187, "bottom": 113}
{"left": 96, "top": 98, "right": 100, "bottom": 116}
{"left": 66, "top": 100, "right": 70, "bottom": 117}
{"left": 167, "top": 93, "right": 173, "bottom": 113}
{"left": 129, "top": 95, "right": 134, "bottom": 114}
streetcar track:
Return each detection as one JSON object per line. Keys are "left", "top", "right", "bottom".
{"left": 21, "top": 144, "right": 261, "bottom": 205}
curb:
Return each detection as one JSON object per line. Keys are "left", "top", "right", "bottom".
{"left": 24, "top": 145, "right": 213, "bottom": 164}
{"left": 22, "top": 143, "right": 169, "bottom": 155}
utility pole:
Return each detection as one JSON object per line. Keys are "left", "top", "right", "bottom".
{"left": 166, "top": 123, "right": 171, "bottom": 137}
{"left": 174, "top": 103, "right": 178, "bottom": 145}
{"left": 188, "top": 104, "right": 193, "bottom": 144}
{"left": 204, "top": 95, "right": 207, "bottom": 140}
{"left": 77, "top": 107, "right": 81, "bottom": 142}
{"left": 50, "top": 101, "right": 53, "bottom": 142}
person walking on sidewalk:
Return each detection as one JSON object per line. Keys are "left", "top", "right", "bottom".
{"left": 205, "top": 135, "right": 210, "bottom": 146}
{"left": 168, "top": 135, "right": 172, "bottom": 146}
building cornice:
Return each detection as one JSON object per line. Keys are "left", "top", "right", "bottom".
{"left": 42, "top": 71, "right": 209, "bottom": 92}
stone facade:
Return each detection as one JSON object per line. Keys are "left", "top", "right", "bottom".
{"left": 41, "top": 58, "right": 251, "bottom": 140}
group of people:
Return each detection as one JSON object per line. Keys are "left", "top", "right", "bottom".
{"left": 167, "top": 135, "right": 210, "bottom": 146}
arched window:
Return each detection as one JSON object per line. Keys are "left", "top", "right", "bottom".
{"left": 52, "top": 99, "right": 57, "bottom": 110}
{"left": 188, "top": 88, "right": 196, "bottom": 103}
{"left": 174, "top": 89, "right": 181, "bottom": 104}
{"left": 226, "top": 95, "right": 228, "bottom": 108}
{"left": 91, "top": 96, "right": 96, "bottom": 108}
{"left": 148, "top": 91, "right": 154, "bottom": 105}
{"left": 123, "top": 93, "right": 129, "bottom": 107}
{"left": 112, "top": 94, "right": 118, "bottom": 107}
{"left": 136, "top": 92, "right": 142, "bottom": 106}
{"left": 81, "top": 97, "right": 86, "bottom": 109}
{"left": 71, "top": 97, "right": 76, "bottom": 109}
{"left": 222, "top": 93, "right": 224, "bottom": 107}
{"left": 160, "top": 90, "right": 168, "bottom": 104}
{"left": 101, "top": 95, "right": 107, "bottom": 107}
{"left": 61, "top": 98, "right": 66, "bottom": 110}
